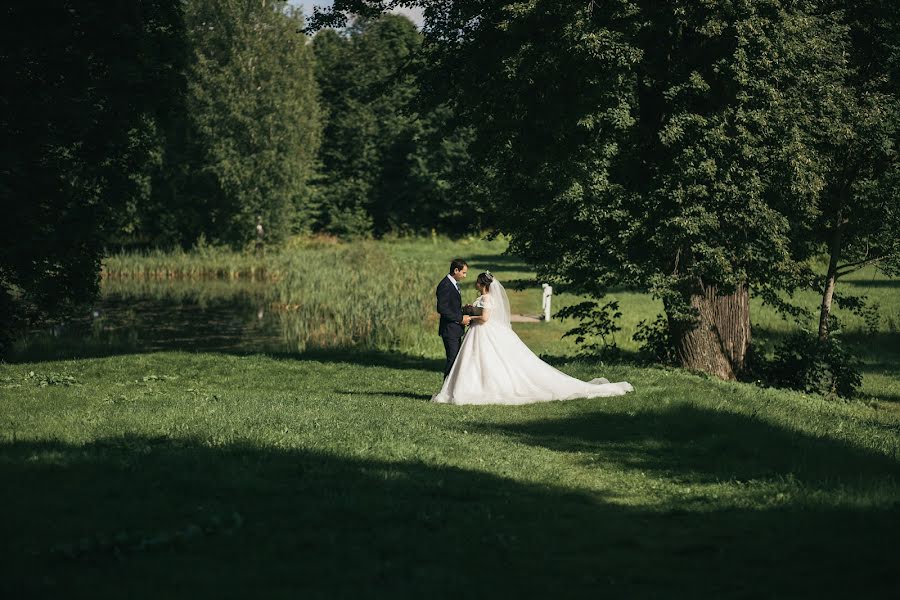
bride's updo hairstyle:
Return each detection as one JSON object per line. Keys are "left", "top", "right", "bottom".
{"left": 476, "top": 272, "right": 493, "bottom": 290}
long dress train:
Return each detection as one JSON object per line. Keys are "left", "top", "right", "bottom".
{"left": 432, "top": 281, "right": 633, "bottom": 406}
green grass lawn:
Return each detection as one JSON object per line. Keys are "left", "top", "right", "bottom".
{"left": 3, "top": 237, "right": 899, "bottom": 597}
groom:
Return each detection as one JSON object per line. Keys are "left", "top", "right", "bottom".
{"left": 436, "top": 258, "right": 471, "bottom": 378}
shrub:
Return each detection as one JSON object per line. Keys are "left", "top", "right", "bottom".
{"left": 633, "top": 314, "right": 678, "bottom": 365}
{"left": 767, "top": 331, "right": 862, "bottom": 398}
{"left": 558, "top": 300, "right": 623, "bottom": 359}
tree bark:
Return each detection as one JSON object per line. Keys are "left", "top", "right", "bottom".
{"left": 818, "top": 209, "right": 844, "bottom": 342}
{"left": 672, "top": 282, "right": 751, "bottom": 381}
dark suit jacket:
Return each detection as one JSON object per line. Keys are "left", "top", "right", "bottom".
{"left": 436, "top": 276, "right": 464, "bottom": 338}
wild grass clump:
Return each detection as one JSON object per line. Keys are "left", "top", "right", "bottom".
{"left": 271, "top": 243, "right": 438, "bottom": 354}
{"left": 101, "top": 278, "right": 266, "bottom": 306}
{"left": 103, "top": 241, "right": 268, "bottom": 280}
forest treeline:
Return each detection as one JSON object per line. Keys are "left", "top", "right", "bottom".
{"left": 138, "top": 5, "right": 481, "bottom": 247}
{"left": 1, "top": 0, "right": 478, "bottom": 352}
{"left": 7, "top": 1, "right": 469, "bottom": 256}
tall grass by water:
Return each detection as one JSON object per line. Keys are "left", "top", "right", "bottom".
{"left": 271, "top": 243, "right": 438, "bottom": 354}
{"left": 99, "top": 236, "right": 526, "bottom": 357}
{"left": 102, "top": 239, "right": 441, "bottom": 354}
{"left": 103, "top": 243, "right": 270, "bottom": 280}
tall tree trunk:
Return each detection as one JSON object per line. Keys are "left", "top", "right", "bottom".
{"left": 672, "top": 282, "right": 751, "bottom": 381}
{"left": 818, "top": 208, "right": 844, "bottom": 342}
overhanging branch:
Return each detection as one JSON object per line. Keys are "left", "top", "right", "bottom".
{"left": 836, "top": 253, "right": 897, "bottom": 276}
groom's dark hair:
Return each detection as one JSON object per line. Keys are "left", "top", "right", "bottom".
{"left": 449, "top": 258, "right": 468, "bottom": 274}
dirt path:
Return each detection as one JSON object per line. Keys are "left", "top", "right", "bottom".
{"left": 510, "top": 314, "right": 542, "bottom": 323}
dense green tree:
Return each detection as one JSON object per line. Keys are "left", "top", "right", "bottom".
{"left": 132, "top": 0, "right": 322, "bottom": 248}
{"left": 180, "top": 0, "right": 322, "bottom": 246}
{"left": 0, "top": 0, "right": 185, "bottom": 353}
{"left": 312, "top": 15, "right": 481, "bottom": 237}
{"left": 311, "top": 1, "right": 866, "bottom": 380}
{"left": 811, "top": 0, "right": 900, "bottom": 341}
{"left": 312, "top": 26, "right": 378, "bottom": 236}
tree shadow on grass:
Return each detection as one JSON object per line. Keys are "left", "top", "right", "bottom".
{"left": 8, "top": 337, "right": 445, "bottom": 374}
{"left": 752, "top": 329, "right": 899, "bottom": 357}
{"left": 334, "top": 389, "right": 434, "bottom": 401}
{"left": 861, "top": 392, "right": 900, "bottom": 405}
{"left": 472, "top": 403, "right": 900, "bottom": 488}
{"left": 843, "top": 278, "right": 900, "bottom": 289}
{"left": 843, "top": 331, "right": 900, "bottom": 365}
{"left": 267, "top": 348, "right": 444, "bottom": 373}
{"left": 2, "top": 427, "right": 898, "bottom": 598}
{"left": 465, "top": 254, "right": 532, "bottom": 272}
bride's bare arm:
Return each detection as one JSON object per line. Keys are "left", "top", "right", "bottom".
{"left": 470, "top": 294, "right": 491, "bottom": 323}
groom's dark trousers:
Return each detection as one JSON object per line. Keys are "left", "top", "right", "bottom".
{"left": 436, "top": 276, "right": 464, "bottom": 378}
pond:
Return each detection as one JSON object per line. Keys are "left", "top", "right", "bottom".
{"left": 16, "top": 279, "right": 292, "bottom": 359}
{"left": 14, "top": 267, "right": 460, "bottom": 362}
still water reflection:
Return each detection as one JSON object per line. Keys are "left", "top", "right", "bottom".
{"left": 20, "top": 279, "right": 287, "bottom": 358}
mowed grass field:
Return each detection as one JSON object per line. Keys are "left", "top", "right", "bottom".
{"left": 2, "top": 237, "right": 898, "bottom": 598}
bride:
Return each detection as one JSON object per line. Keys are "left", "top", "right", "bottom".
{"left": 432, "top": 272, "right": 634, "bottom": 405}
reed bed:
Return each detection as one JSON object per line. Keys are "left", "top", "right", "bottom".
{"left": 98, "top": 240, "right": 448, "bottom": 355}
{"left": 101, "top": 277, "right": 269, "bottom": 303}
{"left": 271, "top": 243, "right": 438, "bottom": 354}
{"left": 103, "top": 245, "right": 270, "bottom": 280}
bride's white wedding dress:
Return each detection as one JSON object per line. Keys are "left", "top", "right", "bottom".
{"left": 432, "top": 278, "right": 633, "bottom": 405}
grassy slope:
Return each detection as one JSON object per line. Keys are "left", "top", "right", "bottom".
{"left": 2, "top": 237, "right": 899, "bottom": 598}
{"left": 2, "top": 353, "right": 898, "bottom": 598}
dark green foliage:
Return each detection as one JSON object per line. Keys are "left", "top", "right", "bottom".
{"left": 156, "top": 0, "right": 322, "bottom": 247}
{"left": 1, "top": 0, "right": 322, "bottom": 353}
{"left": 312, "top": 15, "right": 481, "bottom": 237}
{"left": 633, "top": 315, "right": 678, "bottom": 366}
{"left": 105, "top": 0, "right": 322, "bottom": 250}
{"left": 768, "top": 331, "right": 863, "bottom": 398}
{"left": 0, "top": 0, "right": 185, "bottom": 353}
{"left": 473, "top": 1, "right": 841, "bottom": 307}
{"left": 816, "top": 0, "right": 900, "bottom": 275}
{"left": 313, "top": 17, "right": 419, "bottom": 236}
{"left": 805, "top": 0, "right": 900, "bottom": 340}
{"left": 312, "top": 0, "right": 895, "bottom": 381}
{"left": 453, "top": 0, "right": 851, "bottom": 375}
{"left": 558, "top": 300, "right": 622, "bottom": 359}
